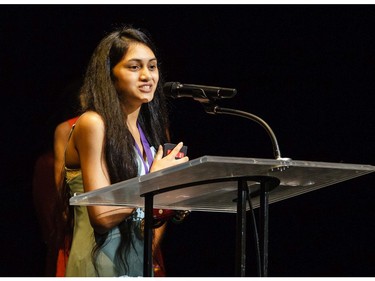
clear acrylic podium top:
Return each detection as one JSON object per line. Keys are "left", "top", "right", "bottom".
{"left": 70, "top": 156, "right": 375, "bottom": 213}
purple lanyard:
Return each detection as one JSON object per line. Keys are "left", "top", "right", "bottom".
{"left": 134, "top": 123, "right": 154, "bottom": 174}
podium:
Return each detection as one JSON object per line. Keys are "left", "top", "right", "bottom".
{"left": 70, "top": 155, "right": 375, "bottom": 276}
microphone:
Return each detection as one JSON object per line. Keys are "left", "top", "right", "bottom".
{"left": 163, "top": 82, "right": 237, "bottom": 102}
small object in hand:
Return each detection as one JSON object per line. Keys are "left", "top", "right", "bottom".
{"left": 163, "top": 143, "right": 188, "bottom": 159}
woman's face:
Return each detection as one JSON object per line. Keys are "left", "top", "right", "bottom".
{"left": 112, "top": 42, "right": 159, "bottom": 110}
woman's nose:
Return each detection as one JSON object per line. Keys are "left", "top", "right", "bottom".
{"left": 140, "top": 67, "right": 151, "bottom": 80}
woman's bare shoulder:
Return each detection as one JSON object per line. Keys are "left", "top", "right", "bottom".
{"left": 75, "top": 111, "right": 104, "bottom": 130}
{"left": 71, "top": 111, "right": 106, "bottom": 145}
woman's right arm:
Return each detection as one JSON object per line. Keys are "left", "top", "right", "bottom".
{"left": 67, "top": 111, "right": 134, "bottom": 234}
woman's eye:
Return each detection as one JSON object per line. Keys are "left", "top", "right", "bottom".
{"left": 149, "top": 64, "right": 157, "bottom": 71}
{"left": 128, "top": 65, "right": 140, "bottom": 71}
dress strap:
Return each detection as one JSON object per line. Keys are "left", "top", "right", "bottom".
{"left": 63, "top": 115, "right": 82, "bottom": 169}
{"left": 67, "top": 116, "right": 80, "bottom": 127}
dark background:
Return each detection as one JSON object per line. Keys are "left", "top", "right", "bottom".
{"left": 1, "top": 4, "right": 375, "bottom": 277}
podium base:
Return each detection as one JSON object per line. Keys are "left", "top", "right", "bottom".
{"left": 142, "top": 175, "right": 280, "bottom": 277}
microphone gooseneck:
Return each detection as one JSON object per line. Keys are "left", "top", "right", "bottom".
{"left": 206, "top": 105, "right": 287, "bottom": 161}
{"left": 164, "top": 82, "right": 289, "bottom": 161}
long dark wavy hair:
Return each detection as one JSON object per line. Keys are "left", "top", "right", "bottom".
{"left": 60, "top": 26, "right": 169, "bottom": 276}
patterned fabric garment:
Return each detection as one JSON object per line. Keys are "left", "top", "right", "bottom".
{"left": 65, "top": 146, "right": 156, "bottom": 277}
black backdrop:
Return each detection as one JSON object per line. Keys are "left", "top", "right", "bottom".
{"left": 1, "top": 4, "right": 375, "bottom": 277}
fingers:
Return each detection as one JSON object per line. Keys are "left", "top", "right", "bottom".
{"left": 149, "top": 143, "right": 188, "bottom": 173}
{"left": 167, "top": 142, "right": 184, "bottom": 159}
{"left": 175, "top": 155, "right": 189, "bottom": 163}
{"left": 154, "top": 145, "right": 163, "bottom": 160}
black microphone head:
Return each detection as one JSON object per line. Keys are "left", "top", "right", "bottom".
{"left": 163, "top": 81, "right": 237, "bottom": 102}
{"left": 163, "top": 82, "right": 180, "bottom": 98}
